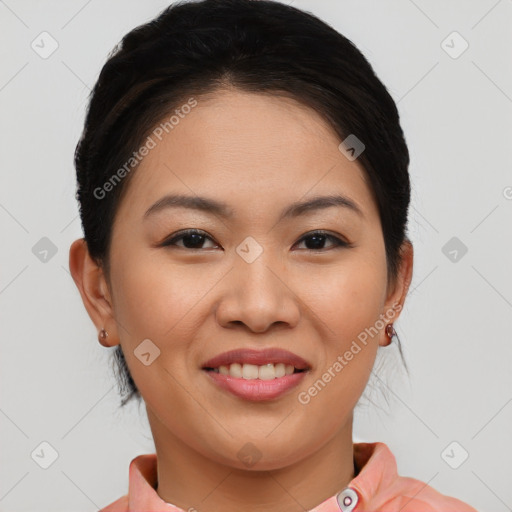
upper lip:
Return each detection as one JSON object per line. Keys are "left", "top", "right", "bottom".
{"left": 201, "top": 348, "right": 311, "bottom": 370}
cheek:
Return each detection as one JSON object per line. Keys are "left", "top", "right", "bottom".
{"left": 301, "top": 255, "right": 387, "bottom": 343}
{"left": 111, "top": 252, "right": 213, "bottom": 339}
{"left": 297, "top": 264, "right": 385, "bottom": 423}
{"left": 109, "top": 254, "right": 212, "bottom": 407}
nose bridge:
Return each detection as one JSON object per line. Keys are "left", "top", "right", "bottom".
{"left": 234, "top": 237, "right": 283, "bottom": 305}
{"left": 216, "top": 236, "right": 300, "bottom": 331}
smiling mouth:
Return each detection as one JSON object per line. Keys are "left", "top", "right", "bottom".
{"left": 203, "top": 362, "right": 307, "bottom": 380}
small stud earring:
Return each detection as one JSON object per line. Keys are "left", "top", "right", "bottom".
{"left": 99, "top": 328, "right": 109, "bottom": 343}
{"left": 385, "top": 323, "right": 396, "bottom": 344}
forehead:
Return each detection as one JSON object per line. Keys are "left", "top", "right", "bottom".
{"left": 117, "top": 89, "right": 377, "bottom": 222}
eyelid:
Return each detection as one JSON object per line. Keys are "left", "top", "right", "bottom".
{"left": 295, "top": 230, "right": 352, "bottom": 249}
{"left": 161, "top": 228, "right": 218, "bottom": 248}
{"left": 160, "top": 228, "right": 352, "bottom": 250}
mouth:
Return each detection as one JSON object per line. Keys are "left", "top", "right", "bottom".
{"left": 200, "top": 348, "right": 311, "bottom": 401}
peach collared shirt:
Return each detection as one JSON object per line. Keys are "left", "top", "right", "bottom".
{"left": 100, "top": 441, "right": 478, "bottom": 511}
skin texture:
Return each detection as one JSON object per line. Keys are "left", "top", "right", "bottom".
{"left": 69, "top": 88, "right": 413, "bottom": 512}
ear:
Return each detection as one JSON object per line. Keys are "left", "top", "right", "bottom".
{"left": 69, "top": 238, "right": 119, "bottom": 347}
{"left": 379, "top": 240, "right": 414, "bottom": 347}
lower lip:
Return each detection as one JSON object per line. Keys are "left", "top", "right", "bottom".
{"left": 203, "top": 369, "right": 308, "bottom": 401}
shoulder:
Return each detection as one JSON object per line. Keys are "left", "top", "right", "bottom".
{"left": 98, "top": 494, "right": 129, "bottom": 512}
{"left": 350, "top": 442, "right": 478, "bottom": 511}
{"left": 382, "top": 474, "right": 479, "bottom": 511}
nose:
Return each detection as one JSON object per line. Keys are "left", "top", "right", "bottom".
{"left": 215, "top": 252, "right": 301, "bottom": 334}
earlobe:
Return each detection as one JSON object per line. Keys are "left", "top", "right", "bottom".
{"left": 68, "top": 238, "right": 119, "bottom": 347}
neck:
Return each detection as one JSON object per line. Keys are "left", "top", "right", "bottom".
{"left": 149, "top": 409, "right": 356, "bottom": 512}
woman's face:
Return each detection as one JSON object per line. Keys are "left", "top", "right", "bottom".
{"left": 81, "top": 89, "right": 411, "bottom": 469}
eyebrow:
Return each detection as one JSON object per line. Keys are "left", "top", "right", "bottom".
{"left": 143, "top": 193, "right": 364, "bottom": 221}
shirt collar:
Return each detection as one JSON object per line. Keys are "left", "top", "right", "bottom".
{"left": 127, "top": 441, "right": 395, "bottom": 511}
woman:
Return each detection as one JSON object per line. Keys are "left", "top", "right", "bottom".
{"left": 68, "top": 0, "right": 478, "bottom": 510}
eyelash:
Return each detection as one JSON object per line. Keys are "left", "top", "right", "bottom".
{"left": 160, "top": 229, "right": 352, "bottom": 251}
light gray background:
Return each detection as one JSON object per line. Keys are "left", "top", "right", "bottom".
{"left": 1, "top": 0, "right": 511, "bottom": 511}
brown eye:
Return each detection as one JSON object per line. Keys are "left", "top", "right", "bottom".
{"left": 160, "top": 229, "right": 351, "bottom": 252}
{"left": 294, "top": 231, "right": 350, "bottom": 251}
{"left": 161, "top": 229, "right": 219, "bottom": 250}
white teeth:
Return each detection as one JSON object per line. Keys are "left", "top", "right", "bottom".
{"left": 259, "top": 364, "right": 276, "bottom": 380}
{"left": 229, "top": 363, "right": 243, "bottom": 378}
{"left": 213, "top": 363, "right": 299, "bottom": 379}
{"left": 242, "top": 364, "right": 259, "bottom": 379}
{"left": 275, "top": 364, "right": 287, "bottom": 378}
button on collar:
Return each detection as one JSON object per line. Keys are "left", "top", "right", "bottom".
{"left": 336, "top": 487, "right": 359, "bottom": 511}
